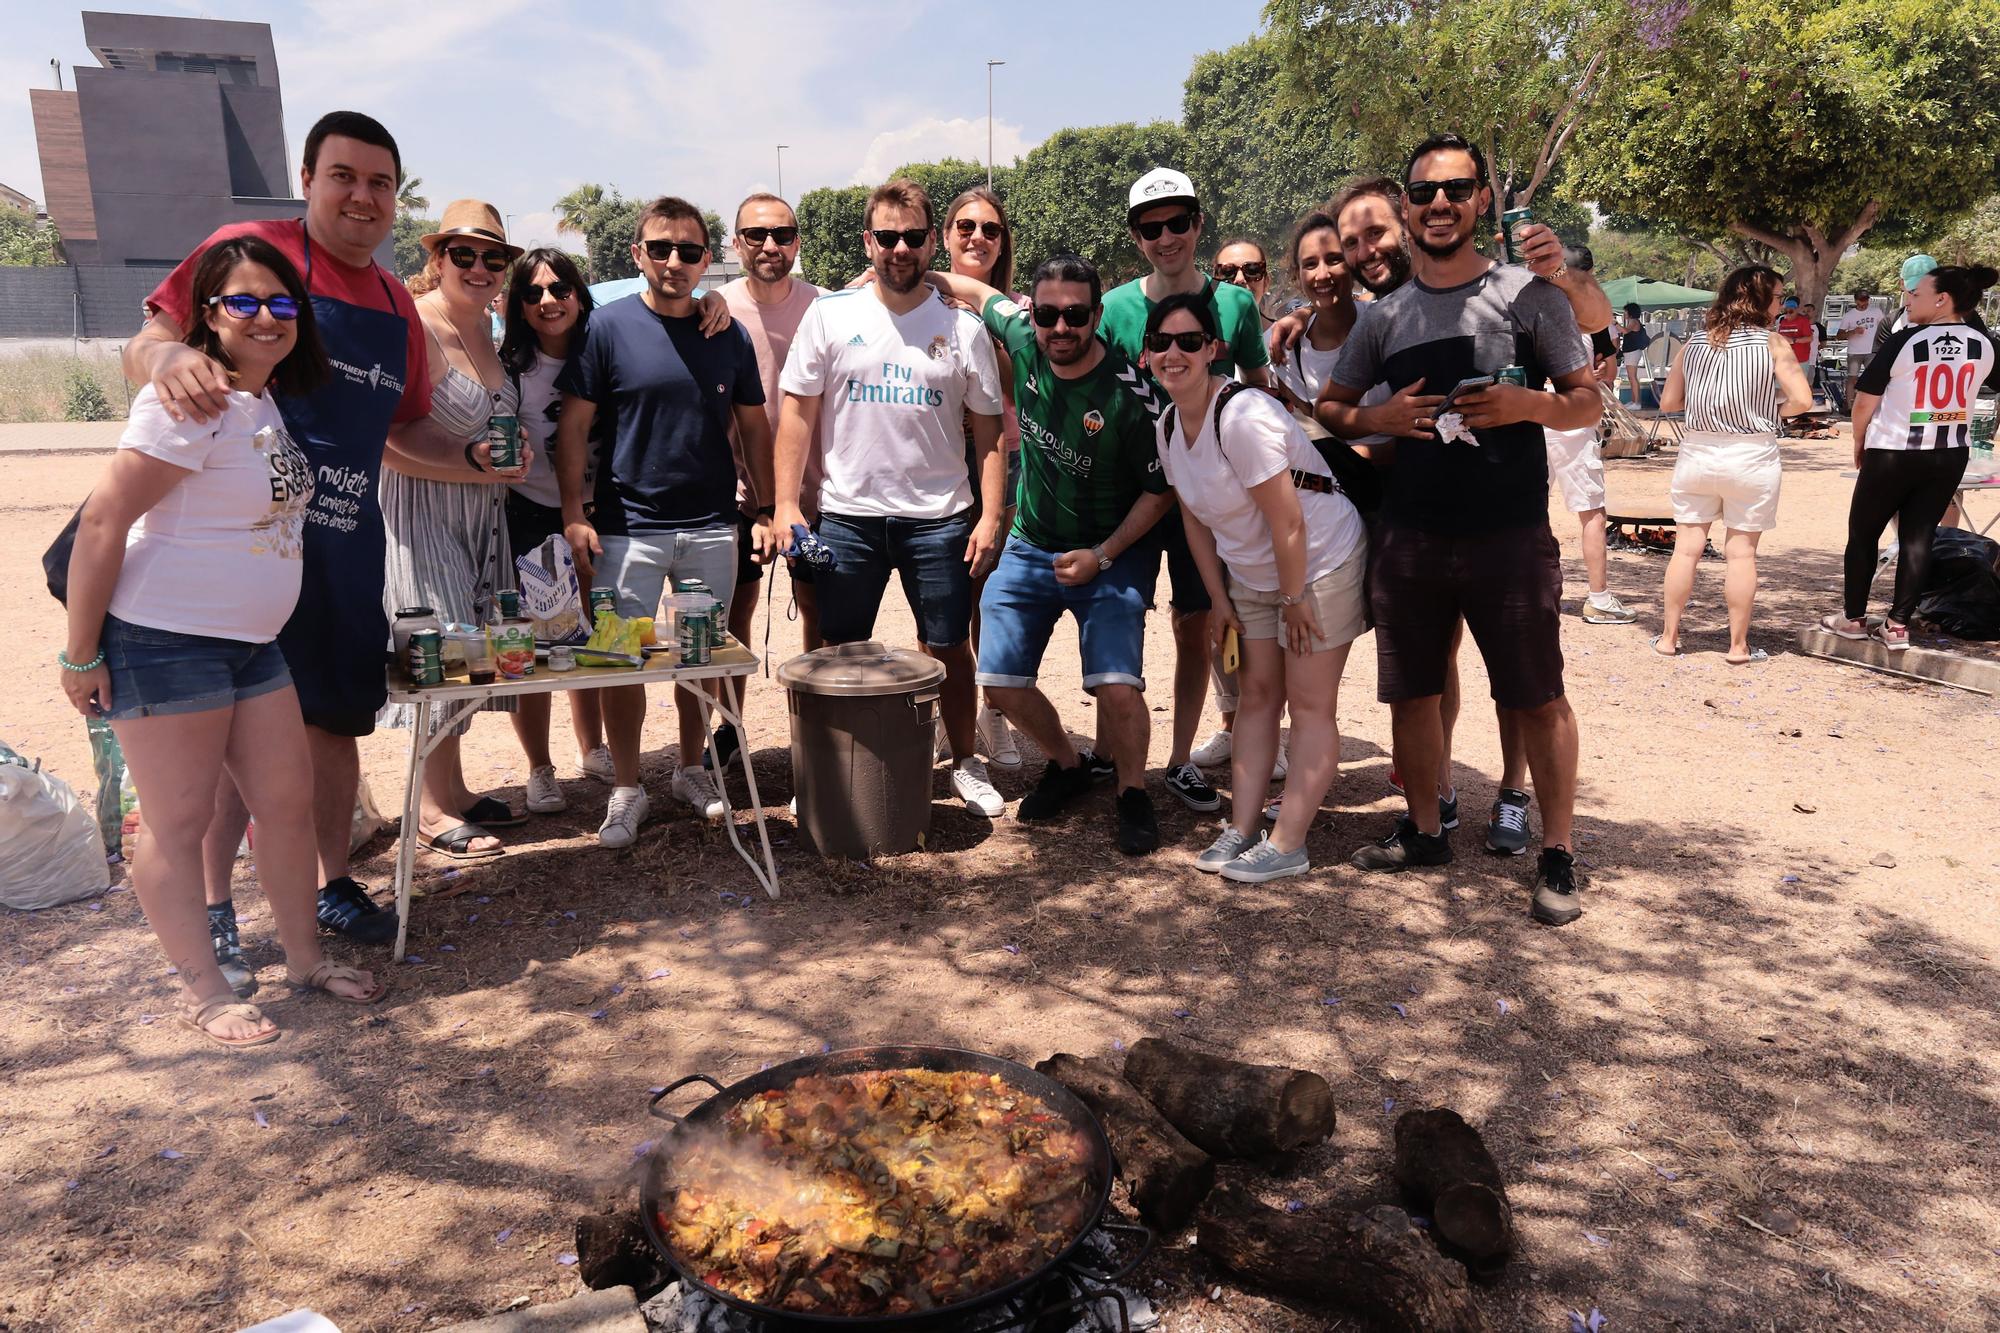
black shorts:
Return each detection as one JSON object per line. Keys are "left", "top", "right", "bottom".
{"left": 1136, "top": 504, "right": 1211, "bottom": 614}
{"left": 504, "top": 490, "right": 565, "bottom": 564}
{"left": 1371, "top": 521, "right": 1565, "bottom": 710}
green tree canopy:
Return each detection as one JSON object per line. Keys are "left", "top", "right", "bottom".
{"left": 391, "top": 213, "right": 437, "bottom": 280}
{"left": 1007, "top": 121, "right": 1188, "bottom": 285}
{"left": 1570, "top": 0, "right": 2000, "bottom": 307}
{"left": 797, "top": 184, "right": 871, "bottom": 290}
{"left": 0, "top": 204, "right": 64, "bottom": 266}
{"left": 397, "top": 176, "right": 429, "bottom": 214}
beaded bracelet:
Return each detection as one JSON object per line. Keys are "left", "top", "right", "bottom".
{"left": 58, "top": 648, "right": 106, "bottom": 673}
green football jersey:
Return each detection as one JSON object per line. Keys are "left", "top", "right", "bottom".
{"left": 1096, "top": 276, "right": 1271, "bottom": 381}
{"left": 983, "top": 294, "right": 1170, "bottom": 553}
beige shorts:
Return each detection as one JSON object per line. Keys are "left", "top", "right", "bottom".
{"left": 1231, "top": 547, "right": 1367, "bottom": 652}
{"left": 1670, "top": 430, "right": 1782, "bottom": 532}
{"left": 1545, "top": 427, "right": 1606, "bottom": 513}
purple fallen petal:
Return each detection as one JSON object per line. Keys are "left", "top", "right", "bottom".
{"left": 89, "top": 902, "right": 103, "bottom": 912}
{"left": 1584, "top": 1231, "right": 1611, "bottom": 1247}
{"left": 441, "top": 869, "right": 461, "bottom": 880}
{"left": 646, "top": 1086, "right": 666, "bottom": 1095}
{"left": 1172, "top": 1009, "right": 1192, "bottom": 1019}
{"left": 1655, "top": 1167, "right": 1679, "bottom": 1181}
{"left": 1384, "top": 1098, "right": 1396, "bottom": 1113}
{"left": 401, "top": 1304, "right": 420, "bottom": 1315}
{"left": 476, "top": 895, "right": 491, "bottom": 904}
{"left": 1321, "top": 996, "right": 1341, "bottom": 1006}
{"left": 1497, "top": 998, "right": 1511, "bottom": 1015}
{"left": 62, "top": 986, "right": 76, "bottom": 995}
{"left": 1112, "top": 1039, "right": 1125, "bottom": 1051}
{"left": 1409, "top": 1214, "right": 1431, "bottom": 1228}
{"left": 819, "top": 1041, "right": 832, "bottom": 1053}
{"left": 495, "top": 1228, "right": 513, "bottom": 1244}
{"left": 1406, "top": 984, "right": 1419, "bottom": 995}
{"left": 610, "top": 983, "right": 625, "bottom": 995}
{"left": 159, "top": 1149, "right": 184, "bottom": 1160}
{"left": 1781, "top": 874, "right": 1800, "bottom": 884}
{"left": 65, "top": 1179, "right": 82, "bottom": 1190}
{"left": 253, "top": 1110, "right": 270, "bottom": 1129}
{"left": 440, "top": 944, "right": 457, "bottom": 952}
{"left": 563, "top": 911, "right": 578, "bottom": 921}
{"left": 1390, "top": 1003, "right": 1408, "bottom": 1018}
{"left": 452, "top": 1019, "right": 468, "bottom": 1029}
{"left": 587, "top": 1009, "right": 608, "bottom": 1020}
{"left": 1284, "top": 1200, "right": 1305, "bottom": 1214}
{"left": 477, "top": 1066, "right": 494, "bottom": 1078}
{"left": 1003, "top": 943, "right": 1021, "bottom": 955}
{"left": 647, "top": 968, "right": 671, "bottom": 980}
{"left": 403, "top": 956, "right": 423, "bottom": 964}
{"left": 1588, "top": 1310, "right": 1606, "bottom": 1333}
{"left": 633, "top": 1139, "right": 658, "bottom": 1157}
{"left": 165, "top": 966, "right": 179, "bottom": 976}
{"left": 330, "top": 1113, "right": 351, "bottom": 1126}
{"left": 467, "top": 914, "right": 478, "bottom": 922}
{"left": 138, "top": 1014, "right": 156, "bottom": 1025}
{"left": 556, "top": 1252, "right": 578, "bottom": 1266}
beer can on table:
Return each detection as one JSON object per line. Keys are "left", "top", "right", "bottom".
{"left": 407, "top": 629, "right": 444, "bottom": 688}
{"left": 493, "top": 618, "right": 536, "bottom": 680}
{"left": 496, "top": 589, "right": 521, "bottom": 622}
{"left": 1501, "top": 206, "right": 1534, "bottom": 264}
{"left": 487, "top": 414, "right": 522, "bottom": 471}
{"left": 677, "top": 605, "right": 712, "bottom": 666}
{"left": 590, "top": 586, "right": 619, "bottom": 621}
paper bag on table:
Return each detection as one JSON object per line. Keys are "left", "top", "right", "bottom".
{"left": 516, "top": 534, "right": 587, "bottom": 644}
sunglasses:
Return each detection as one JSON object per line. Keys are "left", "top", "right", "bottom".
{"left": 869, "top": 227, "right": 931, "bottom": 251}
{"left": 1032, "top": 303, "right": 1093, "bottom": 329}
{"left": 446, "top": 246, "right": 511, "bottom": 272}
{"left": 1144, "top": 330, "right": 1208, "bottom": 354}
{"left": 520, "top": 281, "right": 575, "bottom": 303}
{"left": 738, "top": 226, "right": 798, "bottom": 246}
{"left": 207, "top": 293, "right": 301, "bottom": 321}
{"left": 953, "top": 219, "right": 1004, "bottom": 240}
{"left": 1134, "top": 212, "right": 1197, "bottom": 242}
{"left": 642, "top": 239, "right": 709, "bottom": 264}
{"left": 1405, "top": 177, "right": 1480, "bottom": 205}
{"left": 1215, "top": 263, "right": 1266, "bottom": 282}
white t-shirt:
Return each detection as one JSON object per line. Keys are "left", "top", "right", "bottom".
{"left": 508, "top": 351, "right": 573, "bottom": 510}
{"left": 108, "top": 384, "right": 314, "bottom": 642}
{"left": 778, "top": 287, "right": 1002, "bottom": 519}
{"left": 1272, "top": 315, "right": 1344, "bottom": 406}
{"left": 1156, "top": 386, "right": 1365, "bottom": 593}
{"left": 1838, "top": 305, "right": 1884, "bottom": 356}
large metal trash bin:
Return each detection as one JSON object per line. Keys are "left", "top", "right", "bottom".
{"left": 776, "top": 642, "right": 946, "bottom": 858}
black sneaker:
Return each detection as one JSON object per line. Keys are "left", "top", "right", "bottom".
{"left": 316, "top": 877, "right": 399, "bottom": 945}
{"left": 1486, "top": 787, "right": 1531, "bottom": 856}
{"left": 1439, "top": 788, "right": 1461, "bottom": 831}
{"left": 1531, "top": 846, "right": 1583, "bottom": 926}
{"left": 1349, "top": 817, "right": 1453, "bottom": 871}
{"left": 703, "top": 722, "right": 743, "bottom": 772}
{"left": 1018, "top": 759, "right": 1094, "bottom": 821}
{"left": 1115, "top": 787, "right": 1159, "bottom": 856}
{"left": 1077, "top": 748, "right": 1117, "bottom": 784}
{"left": 1164, "top": 762, "right": 1222, "bottom": 813}
{"left": 208, "top": 900, "right": 255, "bottom": 998}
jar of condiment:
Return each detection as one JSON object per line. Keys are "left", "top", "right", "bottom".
{"left": 547, "top": 644, "right": 576, "bottom": 672}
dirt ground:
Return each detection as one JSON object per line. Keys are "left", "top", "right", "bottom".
{"left": 4, "top": 423, "right": 1998, "bottom": 1333}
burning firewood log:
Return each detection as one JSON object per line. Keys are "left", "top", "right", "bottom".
{"left": 1121, "top": 1037, "right": 1335, "bottom": 1158}
{"left": 1391, "top": 1107, "right": 1515, "bottom": 1277}
{"left": 1196, "top": 1181, "right": 1491, "bottom": 1333}
{"left": 1036, "top": 1052, "right": 1217, "bottom": 1230}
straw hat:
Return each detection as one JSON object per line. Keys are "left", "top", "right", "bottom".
{"left": 420, "top": 199, "right": 522, "bottom": 258}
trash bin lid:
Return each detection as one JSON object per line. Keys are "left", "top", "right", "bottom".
{"left": 776, "top": 641, "right": 946, "bottom": 697}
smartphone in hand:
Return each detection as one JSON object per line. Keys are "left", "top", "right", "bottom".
{"left": 1436, "top": 375, "right": 1496, "bottom": 416}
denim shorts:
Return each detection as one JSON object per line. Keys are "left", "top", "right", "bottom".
{"left": 975, "top": 538, "right": 1149, "bottom": 692}
{"left": 813, "top": 509, "right": 975, "bottom": 647}
{"left": 596, "top": 525, "right": 739, "bottom": 621}
{"left": 99, "top": 614, "right": 292, "bottom": 721}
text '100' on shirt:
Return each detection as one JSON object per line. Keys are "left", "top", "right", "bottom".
{"left": 1330, "top": 264, "right": 1588, "bottom": 534}
{"left": 779, "top": 288, "right": 1003, "bottom": 520}
{"left": 1857, "top": 321, "right": 1996, "bottom": 451}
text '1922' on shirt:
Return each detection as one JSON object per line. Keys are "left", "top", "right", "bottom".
{"left": 1857, "top": 321, "right": 1996, "bottom": 451}
{"left": 981, "top": 294, "right": 1169, "bottom": 552}
{"left": 778, "top": 287, "right": 1002, "bottom": 520}
{"left": 1330, "top": 264, "right": 1588, "bottom": 534}
{"left": 557, "top": 294, "right": 765, "bottom": 536}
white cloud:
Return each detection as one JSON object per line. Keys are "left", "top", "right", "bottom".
{"left": 850, "top": 117, "right": 1037, "bottom": 187}
{"left": 507, "top": 210, "right": 563, "bottom": 252}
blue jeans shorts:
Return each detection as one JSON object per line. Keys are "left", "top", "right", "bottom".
{"left": 99, "top": 614, "right": 292, "bottom": 721}
{"left": 974, "top": 537, "right": 1149, "bottom": 693}
{"left": 813, "top": 509, "right": 975, "bottom": 647}
{"left": 597, "top": 525, "right": 739, "bottom": 621}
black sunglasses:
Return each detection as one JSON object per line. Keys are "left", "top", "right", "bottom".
{"left": 446, "top": 245, "right": 511, "bottom": 272}
{"left": 1032, "top": 303, "right": 1094, "bottom": 329}
{"left": 738, "top": 226, "right": 798, "bottom": 246}
{"left": 643, "top": 239, "right": 709, "bottom": 263}
{"left": 207, "top": 293, "right": 302, "bottom": 321}
{"left": 1135, "top": 212, "right": 1197, "bottom": 241}
{"left": 1144, "top": 330, "right": 1209, "bottom": 353}
{"left": 953, "top": 219, "right": 1004, "bottom": 240}
{"left": 869, "top": 227, "right": 930, "bottom": 251}
{"left": 1405, "top": 177, "right": 1480, "bottom": 205}
{"left": 1215, "top": 263, "right": 1266, "bottom": 282}
{"left": 520, "top": 281, "right": 576, "bottom": 303}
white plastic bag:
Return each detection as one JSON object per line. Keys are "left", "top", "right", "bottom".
{"left": 0, "top": 760, "right": 111, "bottom": 910}
{"left": 517, "top": 533, "right": 588, "bottom": 643}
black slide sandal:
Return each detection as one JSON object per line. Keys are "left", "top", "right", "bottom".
{"left": 461, "top": 795, "right": 526, "bottom": 828}
{"left": 422, "top": 823, "right": 505, "bottom": 860}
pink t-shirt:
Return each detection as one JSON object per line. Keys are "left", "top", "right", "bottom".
{"left": 719, "top": 276, "right": 826, "bottom": 518}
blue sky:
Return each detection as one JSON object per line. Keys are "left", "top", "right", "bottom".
{"left": 4, "top": 1, "right": 1268, "bottom": 250}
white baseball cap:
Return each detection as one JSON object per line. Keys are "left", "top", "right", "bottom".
{"left": 1127, "top": 168, "right": 1199, "bottom": 223}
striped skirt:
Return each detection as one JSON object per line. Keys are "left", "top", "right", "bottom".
{"left": 377, "top": 468, "right": 518, "bottom": 734}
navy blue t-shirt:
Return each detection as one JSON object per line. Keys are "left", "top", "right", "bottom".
{"left": 557, "top": 294, "right": 763, "bottom": 535}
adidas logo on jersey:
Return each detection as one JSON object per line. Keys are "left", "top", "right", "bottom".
{"left": 847, "top": 333, "right": 866, "bottom": 346}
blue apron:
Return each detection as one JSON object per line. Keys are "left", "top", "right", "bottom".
{"left": 273, "top": 219, "right": 411, "bottom": 733}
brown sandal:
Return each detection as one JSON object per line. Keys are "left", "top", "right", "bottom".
{"left": 185, "top": 996, "right": 280, "bottom": 1049}
{"left": 287, "top": 959, "right": 389, "bottom": 1006}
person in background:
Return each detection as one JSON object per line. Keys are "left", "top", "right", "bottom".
{"left": 61, "top": 236, "right": 385, "bottom": 1047}
{"left": 1837, "top": 290, "right": 1884, "bottom": 391}
{"left": 1216, "top": 237, "right": 1293, "bottom": 328}
{"left": 380, "top": 201, "right": 529, "bottom": 861}
{"left": 1654, "top": 264, "right": 1813, "bottom": 662}
{"left": 1149, "top": 294, "right": 1369, "bottom": 883}
{"left": 1822, "top": 265, "right": 1998, "bottom": 651}
{"left": 1800, "top": 302, "right": 1825, "bottom": 392}
{"left": 498, "top": 247, "right": 611, "bottom": 807}
{"left": 1270, "top": 211, "right": 1356, "bottom": 421}
{"left": 1618, "top": 303, "right": 1653, "bottom": 408}
{"left": 1776, "top": 297, "right": 1816, "bottom": 371}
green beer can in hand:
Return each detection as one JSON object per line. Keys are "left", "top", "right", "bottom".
{"left": 487, "top": 414, "right": 521, "bottom": 470}
{"left": 1501, "top": 206, "right": 1534, "bottom": 265}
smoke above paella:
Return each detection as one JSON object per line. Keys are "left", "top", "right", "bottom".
{"left": 657, "top": 1068, "right": 1098, "bottom": 1316}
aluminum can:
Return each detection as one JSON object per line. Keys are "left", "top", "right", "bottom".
{"left": 407, "top": 629, "right": 444, "bottom": 687}
{"left": 493, "top": 618, "right": 536, "bottom": 679}
{"left": 1501, "top": 206, "right": 1534, "bottom": 264}
{"left": 677, "top": 605, "right": 712, "bottom": 666}
{"left": 590, "top": 586, "right": 619, "bottom": 621}
{"left": 1496, "top": 364, "right": 1529, "bottom": 388}
{"left": 673, "top": 578, "right": 709, "bottom": 598}
{"left": 496, "top": 589, "right": 521, "bottom": 621}
{"left": 487, "top": 414, "right": 521, "bottom": 470}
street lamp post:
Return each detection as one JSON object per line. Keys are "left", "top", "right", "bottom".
{"left": 776, "top": 144, "right": 790, "bottom": 199}
{"left": 985, "top": 60, "right": 1005, "bottom": 188}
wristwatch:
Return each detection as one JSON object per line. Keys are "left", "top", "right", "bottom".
{"left": 1091, "top": 545, "right": 1111, "bottom": 572}
{"left": 1278, "top": 592, "right": 1307, "bottom": 607}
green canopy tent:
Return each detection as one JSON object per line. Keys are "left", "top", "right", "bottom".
{"left": 1602, "top": 276, "right": 1715, "bottom": 310}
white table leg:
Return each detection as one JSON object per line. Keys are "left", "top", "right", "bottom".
{"left": 392, "top": 698, "right": 429, "bottom": 963}
{"left": 680, "top": 674, "right": 780, "bottom": 900}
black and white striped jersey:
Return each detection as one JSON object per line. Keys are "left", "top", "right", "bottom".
{"left": 1856, "top": 321, "right": 1996, "bottom": 451}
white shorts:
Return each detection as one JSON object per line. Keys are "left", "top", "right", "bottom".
{"left": 1620, "top": 349, "right": 1646, "bottom": 368}
{"left": 1670, "top": 431, "right": 1782, "bottom": 532}
{"left": 1544, "top": 426, "right": 1606, "bottom": 513}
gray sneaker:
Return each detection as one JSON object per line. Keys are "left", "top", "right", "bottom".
{"left": 1196, "top": 826, "right": 1254, "bottom": 873}
{"left": 1581, "top": 594, "right": 1639, "bottom": 625}
{"left": 1485, "top": 787, "right": 1531, "bottom": 855}
{"left": 1220, "top": 835, "right": 1311, "bottom": 883}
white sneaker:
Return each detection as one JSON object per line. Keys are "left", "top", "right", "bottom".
{"left": 978, "top": 706, "right": 1023, "bottom": 770}
{"left": 579, "top": 745, "right": 615, "bottom": 785}
{"left": 1190, "top": 729, "right": 1234, "bottom": 768}
{"left": 598, "top": 785, "right": 649, "bottom": 848}
{"left": 1272, "top": 731, "right": 1289, "bottom": 781}
{"left": 525, "top": 764, "right": 567, "bottom": 814}
{"left": 951, "top": 756, "right": 1005, "bottom": 818}
{"left": 673, "top": 766, "right": 726, "bottom": 820}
